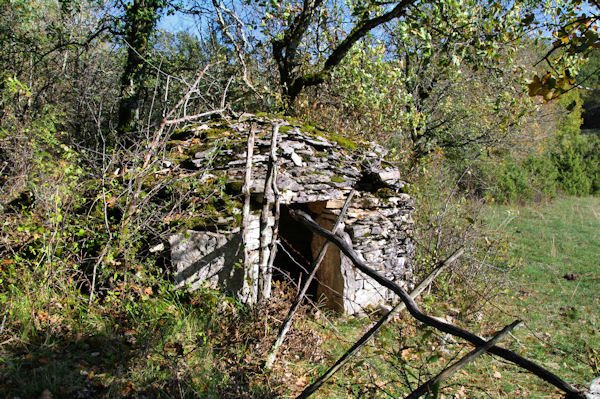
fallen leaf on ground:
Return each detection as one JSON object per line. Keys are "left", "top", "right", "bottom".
{"left": 295, "top": 375, "right": 308, "bottom": 387}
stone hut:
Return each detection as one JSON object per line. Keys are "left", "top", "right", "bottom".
{"left": 167, "top": 115, "right": 415, "bottom": 314}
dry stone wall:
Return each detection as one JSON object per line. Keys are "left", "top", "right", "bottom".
{"left": 167, "top": 115, "right": 415, "bottom": 313}
{"left": 309, "top": 194, "right": 414, "bottom": 313}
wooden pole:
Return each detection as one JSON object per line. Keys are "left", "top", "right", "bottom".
{"left": 241, "top": 124, "right": 256, "bottom": 303}
{"left": 404, "top": 320, "right": 521, "bottom": 399}
{"left": 264, "top": 190, "right": 356, "bottom": 370}
{"left": 295, "top": 247, "right": 464, "bottom": 398}
{"left": 258, "top": 124, "right": 280, "bottom": 301}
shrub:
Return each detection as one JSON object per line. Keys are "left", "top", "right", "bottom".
{"left": 470, "top": 89, "right": 600, "bottom": 203}
{"left": 493, "top": 157, "right": 535, "bottom": 203}
{"left": 551, "top": 129, "right": 600, "bottom": 196}
{"left": 475, "top": 130, "right": 599, "bottom": 203}
{"left": 472, "top": 153, "right": 558, "bottom": 204}
{"left": 523, "top": 155, "right": 559, "bottom": 200}
{"left": 583, "top": 132, "right": 600, "bottom": 194}
{"left": 552, "top": 142, "right": 592, "bottom": 195}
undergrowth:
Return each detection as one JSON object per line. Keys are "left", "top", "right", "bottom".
{"left": 0, "top": 280, "right": 327, "bottom": 398}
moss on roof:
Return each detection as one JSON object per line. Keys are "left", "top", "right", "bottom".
{"left": 156, "top": 113, "right": 400, "bottom": 232}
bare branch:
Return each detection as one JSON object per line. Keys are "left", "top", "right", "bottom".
{"left": 212, "top": 0, "right": 258, "bottom": 93}
{"left": 162, "top": 109, "right": 225, "bottom": 126}
{"left": 405, "top": 320, "right": 521, "bottom": 399}
{"left": 295, "top": 247, "right": 464, "bottom": 398}
{"left": 290, "top": 210, "right": 585, "bottom": 398}
{"left": 241, "top": 124, "right": 257, "bottom": 302}
{"left": 258, "top": 124, "right": 281, "bottom": 300}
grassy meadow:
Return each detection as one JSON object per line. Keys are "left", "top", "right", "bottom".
{"left": 472, "top": 197, "right": 600, "bottom": 397}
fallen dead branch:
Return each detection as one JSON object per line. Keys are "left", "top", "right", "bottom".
{"left": 404, "top": 320, "right": 521, "bottom": 399}
{"left": 295, "top": 247, "right": 464, "bottom": 398}
{"left": 290, "top": 209, "right": 585, "bottom": 399}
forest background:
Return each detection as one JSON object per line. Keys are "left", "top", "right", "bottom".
{"left": 1, "top": 0, "right": 600, "bottom": 397}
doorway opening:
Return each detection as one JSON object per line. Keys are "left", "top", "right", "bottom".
{"left": 273, "top": 203, "right": 319, "bottom": 299}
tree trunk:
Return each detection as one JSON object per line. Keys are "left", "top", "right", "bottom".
{"left": 117, "top": 0, "right": 163, "bottom": 137}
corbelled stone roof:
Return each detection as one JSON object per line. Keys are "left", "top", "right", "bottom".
{"left": 164, "top": 114, "right": 408, "bottom": 205}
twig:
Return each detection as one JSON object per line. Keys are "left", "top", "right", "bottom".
{"left": 89, "top": 129, "right": 113, "bottom": 305}
{"left": 265, "top": 190, "right": 356, "bottom": 370}
{"left": 120, "top": 65, "right": 215, "bottom": 238}
{"left": 295, "top": 247, "right": 464, "bottom": 398}
{"left": 163, "top": 74, "right": 170, "bottom": 117}
{"left": 88, "top": 240, "right": 111, "bottom": 306}
{"left": 162, "top": 108, "right": 225, "bottom": 126}
{"left": 290, "top": 210, "right": 585, "bottom": 399}
{"left": 404, "top": 320, "right": 521, "bottom": 399}
{"left": 221, "top": 76, "right": 234, "bottom": 109}
{"left": 212, "top": 0, "right": 258, "bottom": 93}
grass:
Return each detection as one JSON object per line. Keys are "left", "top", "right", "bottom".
{"left": 308, "top": 196, "right": 600, "bottom": 398}
{"left": 0, "top": 276, "right": 329, "bottom": 398}
{"left": 581, "top": 128, "right": 600, "bottom": 136}
{"left": 1, "top": 197, "right": 598, "bottom": 398}
{"left": 476, "top": 196, "right": 600, "bottom": 397}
